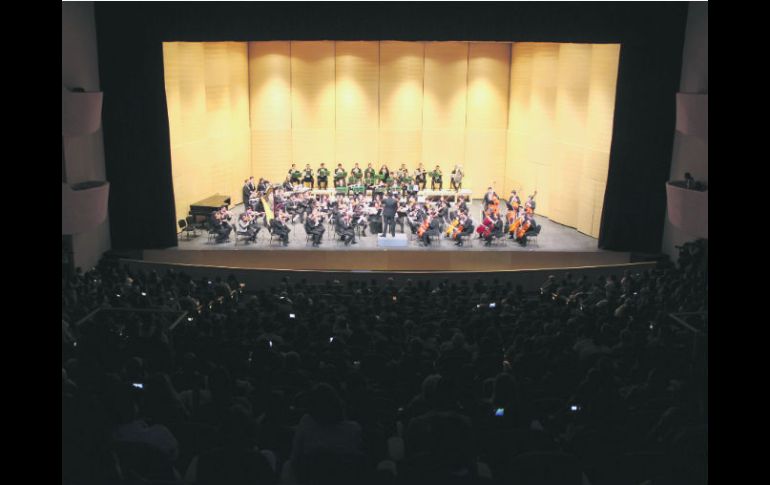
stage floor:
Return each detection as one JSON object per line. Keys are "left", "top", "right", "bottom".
{"left": 175, "top": 201, "right": 599, "bottom": 252}
{"left": 145, "top": 202, "right": 629, "bottom": 272}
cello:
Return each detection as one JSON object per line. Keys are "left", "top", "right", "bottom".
{"left": 476, "top": 211, "right": 495, "bottom": 238}
{"left": 445, "top": 217, "right": 460, "bottom": 237}
{"left": 450, "top": 219, "right": 465, "bottom": 240}
{"left": 515, "top": 218, "right": 532, "bottom": 240}
{"left": 417, "top": 214, "right": 432, "bottom": 238}
{"left": 509, "top": 211, "right": 523, "bottom": 236}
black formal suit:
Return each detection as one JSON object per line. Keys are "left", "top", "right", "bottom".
{"left": 210, "top": 213, "right": 232, "bottom": 243}
{"left": 336, "top": 217, "right": 356, "bottom": 245}
{"left": 305, "top": 217, "right": 325, "bottom": 245}
{"left": 270, "top": 218, "right": 291, "bottom": 245}
{"left": 381, "top": 196, "right": 398, "bottom": 237}
{"left": 242, "top": 184, "right": 251, "bottom": 208}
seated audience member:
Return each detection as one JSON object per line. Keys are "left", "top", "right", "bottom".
{"left": 289, "top": 383, "right": 364, "bottom": 484}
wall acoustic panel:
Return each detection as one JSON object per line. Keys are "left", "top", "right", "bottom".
{"left": 163, "top": 41, "right": 250, "bottom": 225}
{"left": 422, "top": 42, "right": 468, "bottom": 174}
{"left": 248, "top": 41, "right": 292, "bottom": 186}
{"left": 164, "top": 41, "right": 620, "bottom": 238}
{"left": 506, "top": 42, "right": 619, "bottom": 238}
{"left": 335, "top": 41, "right": 380, "bottom": 166}
{"left": 378, "top": 41, "right": 424, "bottom": 166}
{"left": 465, "top": 42, "right": 510, "bottom": 196}
{"left": 291, "top": 41, "right": 336, "bottom": 167}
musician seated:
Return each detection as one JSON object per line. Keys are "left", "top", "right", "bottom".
{"left": 419, "top": 214, "right": 440, "bottom": 247}
{"left": 453, "top": 214, "right": 475, "bottom": 247}
{"left": 477, "top": 211, "right": 503, "bottom": 246}
{"left": 515, "top": 215, "right": 540, "bottom": 247}
{"left": 317, "top": 163, "right": 330, "bottom": 189}
{"left": 210, "top": 211, "right": 232, "bottom": 243}
{"left": 245, "top": 207, "right": 264, "bottom": 231}
{"left": 335, "top": 214, "right": 357, "bottom": 246}
{"left": 302, "top": 164, "right": 315, "bottom": 188}
{"left": 287, "top": 194, "right": 307, "bottom": 224}
{"left": 430, "top": 165, "right": 443, "bottom": 190}
{"left": 237, "top": 213, "right": 258, "bottom": 243}
{"left": 270, "top": 212, "right": 291, "bottom": 246}
{"left": 305, "top": 213, "right": 326, "bottom": 247}
{"left": 352, "top": 208, "right": 368, "bottom": 237}
{"left": 450, "top": 164, "right": 463, "bottom": 191}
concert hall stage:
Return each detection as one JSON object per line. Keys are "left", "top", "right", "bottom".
{"left": 145, "top": 209, "right": 630, "bottom": 272}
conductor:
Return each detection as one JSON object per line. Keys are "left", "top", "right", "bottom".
{"left": 380, "top": 191, "right": 398, "bottom": 237}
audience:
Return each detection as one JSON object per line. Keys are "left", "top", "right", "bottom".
{"left": 62, "top": 239, "right": 708, "bottom": 484}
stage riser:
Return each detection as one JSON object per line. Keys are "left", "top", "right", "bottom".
{"left": 143, "top": 249, "right": 631, "bottom": 272}
{"left": 126, "top": 258, "right": 654, "bottom": 292}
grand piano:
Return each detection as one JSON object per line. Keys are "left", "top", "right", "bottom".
{"left": 188, "top": 194, "right": 231, "bottom": 226}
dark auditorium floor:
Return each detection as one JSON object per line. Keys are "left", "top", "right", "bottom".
{"left": 176, "top": 200, "right": 601, "bottom": 253}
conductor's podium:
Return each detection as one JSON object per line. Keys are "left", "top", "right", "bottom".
{"left": 377, "top": 233, "right": 409, "bottom": 248}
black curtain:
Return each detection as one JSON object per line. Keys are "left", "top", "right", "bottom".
{"left": 95, "top": 1, "right": 687, "bottom": 252}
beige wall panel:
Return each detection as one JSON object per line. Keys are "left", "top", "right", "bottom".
{"left": 292, "top": 129, "right": 335, "bottom": 167}
{"left": 248, "top": 41, "right": 292, "bottom": 184}
{"left": 248, "top": 42, "right": 292, "bottom": 130}
{"left": 421, "top": 130, "right": 466, "bottom": 170}
{"left": 335, "top": 42, "right": 380, "bottom": 165}
{"left": 528, "top": 44, "right": 559, "bottom": 142}
{"left": 466, "top": 43, "right": 510, "bottom": 195}
{"left": 506, "top": 42, "right": 619, "bottom": 238}
{"left": 291, "top": 41, "right": 335, "bottom": 164}
{"left": 163, "top": 40, "right": 620, "bottom": 238}
{"left": 164, "top": 41, "right": 251, "bottom": 225}
{"left": 464, "top": 130, "right": 508, "bottom": 195}
{"left": 467, "top": 43, "right": 510, "bottom": 130}
{"left": 586, "top": 44, "right": 621, "bottom": 153}
{"left": 336, "top": 130, "right": 379, "bottom": 166}
{"left": 508, "top": 43, "right": 534, "bottom": 136}
{"left": 422, "top": 42, "right": 468, "bottom": 167}
{"left": 555, "top": 44, "right": 591, "bottom": 147}
{"left": 379, "top": 41, "right": 424, "bottom": 164}
{"left": 378, "top": 130, "right": 423, "bottom": 166}
{"left": 422, "top": 42, "right": 468, "bottom": 130}
{"left": 250, "top": 130, "right": 292, "bottom": 184}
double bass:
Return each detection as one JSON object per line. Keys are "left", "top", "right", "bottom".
{"left": 489, "top": 194, "right": 500, "bottom": 217}
{"left": 525, "top": 190, "right": 538, "bottom": 215}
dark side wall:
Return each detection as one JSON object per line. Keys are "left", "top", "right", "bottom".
{"left": 661, "top": 2, "right": 708, "bottom": 258}
{"left": 63, "top": 1, "right": 111, "bottom": 269}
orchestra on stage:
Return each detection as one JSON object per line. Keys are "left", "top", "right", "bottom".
{"left": 205, "top": 163, "right": 541, "bottom": 248}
